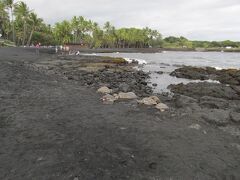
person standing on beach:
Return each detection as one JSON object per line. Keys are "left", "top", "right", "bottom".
{"left": 35, "top": 43, "right": 40, "bottom": 55}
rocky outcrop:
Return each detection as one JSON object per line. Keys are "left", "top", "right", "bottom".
{"left": 170, "top": 66, "right": 240, "bottom": 85}
{"left": 137, "top": 96, "right": 169, "bottom": 112}
{"left": 137, "top": 96, "right": 160, "bottom": 106}
{"left": 168, "top": 81, "right": 240, "bottom": 128}
{"left": 170, "top": 66, "right": 217, "bottom": 80}
{"left": 69, "top": 69, "right": 152, "bottom": 97}
{"left": 169, "top": 82, "right": 240, "bottom": 100}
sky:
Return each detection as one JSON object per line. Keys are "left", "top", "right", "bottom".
{"left": 20, "top": 0, "right": 240, "bottom": 41}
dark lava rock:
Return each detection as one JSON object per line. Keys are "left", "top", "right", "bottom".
{"left": 152, "top": 83, "right": 158, "bottom": 87}
{"left": 199, "top": 96, "right": 229, "bottom": 109}
{"left": 169, "top": 82, "right": 240, "bottom": 100}
{"left": 218, "top": 69, "right": 240, "bottom": 85}
{"left": 170, "top": 66, "right": 240, "bottom": 86}
{"left": 64, "top": 68, "right": 152, "bottom": 97}
{"left": 170, "top": 66, "right": 217, "bottom": 80}
{"left": 119, "top": 82, "right": 130, "bottom": 92}
{"left": 173, "top": 95, "right": 199, "bottom": 110}
{"left": 201, "top": 109, "right": 230, "bottom": 126}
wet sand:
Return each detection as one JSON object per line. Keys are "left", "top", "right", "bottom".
{"left": 0, "top": 48, "right": 240, "bottom": 180}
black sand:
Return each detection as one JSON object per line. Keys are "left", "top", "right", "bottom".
{"left": 0, "top": 48, "right": 239, "bottom": 180}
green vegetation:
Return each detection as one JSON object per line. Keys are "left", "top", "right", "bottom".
{"left": 52, "top": 17, "right": 163, "bottom": 48}
{"left": 0, "top": 0, "right": 240, "bottom": 49}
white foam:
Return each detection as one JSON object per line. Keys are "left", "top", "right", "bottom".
{"left": 124, "top": 58, "right": 147, "bottom": 65}
{"left": 203, "top": 79, "right": 221, "bottom": 84}
{"left": 81, "top": 53, "right": 97, "bottom": 56}
{"left": 214, "top": 66, "right": 223, "bottom": 70}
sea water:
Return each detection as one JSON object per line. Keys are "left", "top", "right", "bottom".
{"left": 97, "top": 51, "right": 240, "bottom": 93}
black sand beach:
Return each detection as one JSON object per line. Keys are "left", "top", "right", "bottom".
{"left": 0, "top": 48, "right": 240, "bottom": 180}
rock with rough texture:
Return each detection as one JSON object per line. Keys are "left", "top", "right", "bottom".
{"left": 170, "top": 82, "right": 240, "bottom": 100}
{"left": 101, "top": 94, "right": 116, "bottom": 104}
{"left": 150, "top": 96, "right": 161, "bottom": 104}
{"left": 119, "top": 83, "right": 130, "bottom": 92}
{"left": 170, "top": 66, "right": 217, "bottom": 80}
{"left": 174, "top": 95, "right": 198, "bottom": 107}
{"left": 199, "top": 96, "right": 229, "bottom": 109}
{"left": 113, "top": 93, "right": 119, "bottom": 100}
{"left": 97, "top": 86, "right": 112, "bottom": 94}
{"left": 138, "top": 98, "right": 157, "bottom": 106}
{"left": 230, "top": 112, "right": 240, "bottom": 123}
{"left": 201, "top": 109, "right": 230, "bottom": 126}
{"left": 156, "top": 103, "right": 169, "bottom": 112}
{"left": 118, "top": 92, "right": 138, "bottom": 100}
{"left": 170, "top": 66, "right": 240, "bottom": 85}
{"left": 173, "top": 95, "right": 200, "bottom": 111}
{"left": 137, "top": 96, "right": 160, "bottom": 106}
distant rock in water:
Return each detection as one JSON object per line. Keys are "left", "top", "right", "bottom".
{"left": 170, "top": 66, "right": 240, "bottom": 85}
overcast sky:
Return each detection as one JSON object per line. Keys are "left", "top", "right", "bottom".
{"left": 20, "top": 0, "right": 240, "bottom": 41}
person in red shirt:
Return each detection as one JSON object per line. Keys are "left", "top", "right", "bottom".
{"left": 36, "top": 43, "right": 40, "bottom": 55}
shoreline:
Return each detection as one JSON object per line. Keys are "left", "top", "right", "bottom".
{"left": 5, "top": 47, "right": 240, "bottom": 54}
{"left": 64, "top": 47, "right": 240, "bottom": 53}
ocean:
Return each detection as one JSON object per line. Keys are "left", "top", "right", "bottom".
{"left": 96, "top": 51, "right": 240, "bottom": 92}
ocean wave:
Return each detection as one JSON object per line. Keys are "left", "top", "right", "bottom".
{"left": 213, "top": 66, "right": 223, "bottom": 70}
{"left": 203, "top": 79, "right": 221, "bottom": 84}
{"left": 124, "top": 58, "right": 147, "bottom": 65}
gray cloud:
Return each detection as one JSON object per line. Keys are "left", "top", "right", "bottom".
{"left": 21, "top": 0, "right": 240, "bottom": 41}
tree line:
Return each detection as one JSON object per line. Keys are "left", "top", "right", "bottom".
{"left": 48, "top": 17, "right": 163, "bottom": 48}
{"left": 0, "top": 0, "right": 54, "bottom": 46}
{"left": 163, "top": 36, "right": 240, "bottom": 49}
{"left": 0, "top": 0, "right": 240, "bottom": 48}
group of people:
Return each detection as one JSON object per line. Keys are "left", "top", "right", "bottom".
{"left": 34, "top": 43, "right": 81, "bottom": 55}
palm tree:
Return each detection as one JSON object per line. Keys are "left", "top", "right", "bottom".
{"left": 71, "top": 16, "right": 79, "bottom": 43}
{"left": 0, "top": 1, "right": 12, "bottom": 39}
{"left": 14, "top": 1, "right": 29, "bottom": 45}
{"left": 3, "top": 0, "right": 15, "bottom": 42}
{"left": 27, "top": 12, "right": 42, "bottom": 46}
{"left": 0, "top": 1, "right": 6, "bottom": 32}
{"left": 53, "top": 20, "right": 72, "bottom": 44}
